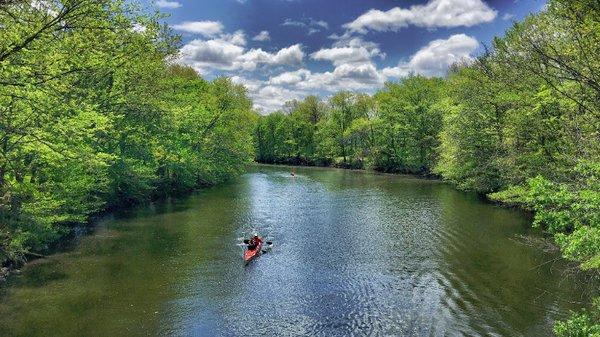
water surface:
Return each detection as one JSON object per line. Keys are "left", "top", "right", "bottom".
{"left": 0, "top": 165, "right": 596, "bottom": 336}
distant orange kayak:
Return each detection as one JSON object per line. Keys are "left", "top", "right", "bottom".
{"left": 243, "top": 239, "right": 263, "bottom": 262}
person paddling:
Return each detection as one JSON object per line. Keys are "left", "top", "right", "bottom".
{"left": 248, "top": 235, "right": 262, "bottom": 250}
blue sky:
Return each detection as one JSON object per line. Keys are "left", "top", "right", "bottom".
{"left": 149, "top": 0, "right": 546, "bottom": 113}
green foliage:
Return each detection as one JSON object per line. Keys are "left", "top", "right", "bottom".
{"left": 554, "top": 299, "right": 600, "bottom": 337}
{"left": 491, "top": 165, "right": 600, "bottom": 271}
{"left": 438, "top": 0, "right": 600, "bottom": 281}
{"left": 253, "top": 12, "right": 600, "bottom": 336}
{"left": 374, "top": 76, "right": 444, "bottom": 173}
{"left": 254, "top": 78, "right": 443, "bottom": 172}
{"left": 0, "top": 1, "right": 254, "bottom": 265}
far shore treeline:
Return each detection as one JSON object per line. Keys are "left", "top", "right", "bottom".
{"left": 0, "top": 0, "right": 598, "bottom": 334}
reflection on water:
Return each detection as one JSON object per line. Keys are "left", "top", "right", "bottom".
{"left": 0, "top": 165, "right": 596, "bottom": 337}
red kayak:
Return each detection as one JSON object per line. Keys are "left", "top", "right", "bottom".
{"left": 243, "top": 239, "right": 263, "bottom": 263}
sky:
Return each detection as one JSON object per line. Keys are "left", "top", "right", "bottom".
{"left": 147, "top": 0, "right": 547, "bottom": 113}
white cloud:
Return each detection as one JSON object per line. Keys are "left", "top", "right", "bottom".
{"left": 230, "top": 76, "right": 262, "bottom": 92}
{"left": 311, "top": 35, "right": 385, "bottom": 67}
{"left": 233, "top": 44, "right": 304, "bottom": 71}
{"left": 234, "top": 65, "right": 383, "bottom": 113}
{"left": 384, "top": 34, "right": 479, "bottom": 77}
{"left": 255, "top": 34, "right": 478, "bottom": 111}
{"left": 179, "top": 39, "right": 245, "bottom": 72}
{"left": 156, "top": 0, "right": 182, "bottom": 9}
{"left": 269, "top": 69, "right": 311, "bottom": 85}
{"left": 271, "top": 44, "right": 304, "bottom": 65}
{"left": 333, "top": 63, "right": 381, "bottom": 82}
{"left": 177, "top": 22, "right": 478, "bottom": 113}
{"left": 245, "top": 34, "right": 478, "bottom": 112}
{"left": 381, "top": 66, "right": 410, "bottom": 79}
{"left": 298, "top": 63, "right": 385, "bottom": 92}
{"left": 311, "top": 47, "right": 374, "bottom": 66}
{"left": 265, "top": 63, "right": 384, "bottom": 94}
{"left": 282, "top": 17, "right": 329, "bottom": 35}
{"left": 221, "top": 30, "right": 247, "bottom": 46}
{"left": 252, "top": 30, "right": 271, "bottom": 41}
{"left": 253, "top": 85, "right": 304, "bottom": 112}
{"left": 172, "top": 21, "right": 224, "bottom": 37}
{"left": 179, "top": 37, "right": 304, "bottom": 73}
{"left": 344, "top": 0, "right": 497, "bottom": 34}
{"left": 502, "top": 13, "right": 515, "bottom": 21}
{"left": 232, "top": 75, "right": 305, "bottom": 113}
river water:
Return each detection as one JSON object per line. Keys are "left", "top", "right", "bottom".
{"left": 0, "top": 165, "right": 596, "bottom": 337}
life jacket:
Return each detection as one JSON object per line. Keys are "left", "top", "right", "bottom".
{"left": 249, "top": 237, "right": 261, "bottom": 248}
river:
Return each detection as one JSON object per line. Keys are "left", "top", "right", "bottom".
{"left": 0, "top": 165, "right": 596, "bottom": 337}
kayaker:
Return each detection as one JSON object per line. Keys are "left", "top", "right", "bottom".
{"left": 248, "top": 235, "right": 262, "bottom": 249}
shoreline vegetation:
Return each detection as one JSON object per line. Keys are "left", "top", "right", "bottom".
{"left": 1, "top": 0, "right": 598, "bottom": 335}
{"left": 0, "top": 1, "right": 255, "bottom": 271}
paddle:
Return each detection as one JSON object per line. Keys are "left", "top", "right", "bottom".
{"left": 241, "top": 238, "right": 273, "bottom": 255}
{"left": 243, "top": 239, "right": 272, "bottom": 245}
{"left": 243, "top": 239, "right": 273, "bottom": 254}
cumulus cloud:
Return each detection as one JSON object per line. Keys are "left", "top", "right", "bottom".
{"left": 176, "top": 20, "right": 478, "bottom": 113}
{"left": 344, "top": 0, "right": 497, "bottom": 34}
{"left": 172, "top": 21, "right": 224, "bottom": 37}
{"left": 156, "top": 0, "right": 182, "bottom": 9}
{"left": 179, "top": 39, "right": 245, "bottom": 71}
{"left": 235, "top": 62, "right": 385, "bottom": 113}
{"left": 311, "top": 36, "right": 385, "bottom": 67}
{"left": 252, "top": 30, "right": 271, "bottom": 41}
{"left": 311, "top": 47, "right": 372, "bottom": 65}
{"left": 265, "top": 62, "right": 384, "bottom": 93}
{"left": 300, "top": 63, "right": 385, "bottom": 92}
{"left": 230, "top": 76, "right": 263, "bottom": 92}
{"left": 232, "top": 75, "right": 305, "bottom": 113}
{"left": 383, "top": 34, "right": 479, "bottom": 77}
{"left": 271, "top": 44, "right": 304, "bottom": 64}
{"left": 269, "top": 69, "right": 311, "bottom": 85}
{"left": 244, "top": 34, "right": 478, "bottom": 112}
{"left": 253, "top": 85, "right": 304, "bottom": 112}
{"left": 179, "top": 39, "right": 304, "bottom": 73}
{"left": 254, "top": 34, "right": 477, "bottom": 111}
{"left": 221, "top": 30, "right": 247, "bottom": 46}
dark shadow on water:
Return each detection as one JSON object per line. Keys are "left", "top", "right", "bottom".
{"left": 1, "top": 259, "right": 68, "bottom": 295}
{"left": 20, "top": 264, "right": 68, "bottom": 288}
